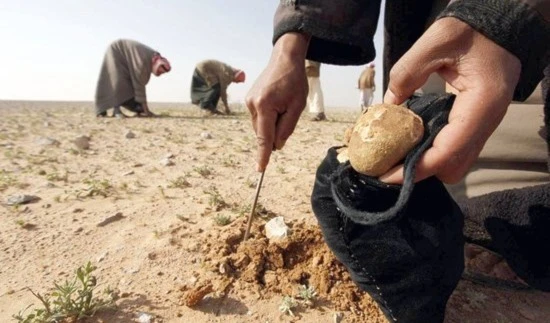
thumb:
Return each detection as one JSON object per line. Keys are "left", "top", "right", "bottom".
{"left": 384, "top": 30, "right": 450, "bottom": 105}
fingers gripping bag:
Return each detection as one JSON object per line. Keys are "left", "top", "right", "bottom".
{"left": 311, "top": 94, "right": 464, "bottom": 323}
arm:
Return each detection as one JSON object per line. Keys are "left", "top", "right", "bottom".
{"left": 246, "top": 32, "right": 310, "bottom": 171}
{"left": 247, "top": 1, "right": 384, "bottom": 172}
{"left": 221, "top": 89, "right": 229, "bottom": 111}
{"left": 381, "top": 0, "right": 549, "bottom": 184}
{"left": 273, "top": 1, "right": 382, "bottom": 65}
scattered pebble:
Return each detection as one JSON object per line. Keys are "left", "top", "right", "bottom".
{"left": 36, "top": 137, "right": 60, "bottom": 146}
{"left": 136, "top": 312, "right": 153, "bottom": 323}
{"left": 72, "top": 135, "right": 91, "bottom": 150}
{"left": 6, "top": 194, "right": 41, "bottom": 206}
{"left": 123, "top": 170, "right": 135, "bottom": 176}
{"left": 265, "top": 216, "right": 289, "bottom": 240}
{"left": 125, "top": 130, "right": 136, "bottom": 139}
{"left": 160, "top": 158, "right": 175, "bottom": 166}
{"left": 200, "top": 132, "right": 212, "bottom": 139}
{"left": 96, "top": 212, "right": 125, "bottom": 227}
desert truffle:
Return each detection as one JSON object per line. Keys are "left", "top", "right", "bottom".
{"left": 348, "top": 104, "right": 424, "bottom": 176}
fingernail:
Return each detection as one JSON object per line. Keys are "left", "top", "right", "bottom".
{"left": 383, "top": 90, "right": 397, "bottom": 104}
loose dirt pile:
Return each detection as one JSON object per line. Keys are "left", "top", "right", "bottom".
{"left": 181, "top": 217, "right": 386, "bottom": 322}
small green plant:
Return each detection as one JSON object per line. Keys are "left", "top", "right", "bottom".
{"left": 279, "top": 296, "right": 298, "bottom": 317}
{"left": 222, "top": 156, "right": 239, "bottom": 168}
{"left": 204, "top": 185, "right": 227, "bottom": 210}
{"left": 15, "top": 219, "right": 36, "bottom": 230}
{"left": 45, "top": 171, "right": 68, "bottom": 182}
{"left": 214, "top": 214, "right": 232, "bottom": 226}
{"left": 0, "top": 170, "right": 17, "bottom": 191}
{"left": 233, "top": 202, "right": 269, "bottom": 218}
{"left": 13, "top": 262, "right": 115, "bottom": 323}
{"left": 77, "top": 178, "right": 114, "bottom": 198}
{"left": 193, "top": 165, "right": 212, "bottom": 177}
{"left": 168, "top": 176, "right": 191, "bottom": 189}
{"left": 297, "top": 285, "right": 317, "bottom": 307}
{"left": 158, "top": 186, "right": 170, "bottom": 200}
{"left": 244, "top": 177, "right": 256, "bottom": 188}
{"left": 276, "top": 165, "right": 286, "bottom": 174}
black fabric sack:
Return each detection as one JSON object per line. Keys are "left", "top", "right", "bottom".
{"left": 311, "top": 94, "right": 464, "bottom": 323}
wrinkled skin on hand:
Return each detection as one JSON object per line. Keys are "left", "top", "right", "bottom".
{"left": 245, "top": 33, "right": 310, "bottom": 172}
{"left": 381, "top": 17, "right": 521, "bottom": 184}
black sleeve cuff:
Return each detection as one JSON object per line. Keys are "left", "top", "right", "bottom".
{"left": 272, "top": 1, "right": 381, "bottom": 65}
{"left": 438, "top": 0, "right": 550, "bottom": 101}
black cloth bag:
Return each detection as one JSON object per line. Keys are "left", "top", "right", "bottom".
{"left": 311, "top": 94, "right": 464, "bottom": 322}
{"left": 190, "top": 68, "right": 221, "bottom": 110}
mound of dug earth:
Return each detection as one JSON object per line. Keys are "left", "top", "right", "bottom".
{"left": 180, "top": 217, "right": 386, "bottom": 322}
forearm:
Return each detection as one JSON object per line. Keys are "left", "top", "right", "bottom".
{"left": 273, "top": 0, "right": 382, "bottom": 65}
{"left": 438, "top": 0, "right": 550, "bottom": 101}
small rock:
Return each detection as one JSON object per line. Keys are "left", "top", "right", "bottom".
{"left": 122, "top": 170, "right": 135, "bottom": 176}
{"left": 6, "top": 194, "right": 41, "bottom": 206}
{"left": 265, "top": 216, "right": 289, "bottom": 240}
{"left": 137, "top": 312, "right": 153, "bottom": 323}
{"left": 97, "top": 252, "right": 108, "bottom": 262}
{"left": 125, "top": 130, "right": 136, "bottom": 139}
{"left": 96, "top": 212, "right": 125, "bottom": 227}
{"left": 200, "top": 132, "right": 212, "bottom": 139}
{"left": 333, "top": 312, "right": 343, "bottom": 323}
{"left": 165, "top": 153, "right": 175, "bottom": 159}
{"left": 72, "top": 135, "right": 90, "bottom": 150}
{"left": 160, "top": 158, "right": 175, "bottom": 166}
{"left": 43, "top": 121, "right": 50, "bottom": 127}
{"left": 36, "top": 137, "right": 60, "bottom": 146}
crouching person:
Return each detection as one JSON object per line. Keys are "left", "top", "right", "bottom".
{"left": 95, "top": 39, "right": 171, "bottom": 118}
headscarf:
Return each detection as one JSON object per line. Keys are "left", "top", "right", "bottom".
{"left": 234, "top": 70, "right": 246, "bottom": 82}
{"left": 152, "top": 54, "right": 171, "bottom": 74}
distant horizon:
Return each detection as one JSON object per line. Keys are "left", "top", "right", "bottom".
{"left": 0, "top": 1, "right": 386, "bottom": 109}
{"left": 0, "top": 98, "right": 367, "bottom": 111}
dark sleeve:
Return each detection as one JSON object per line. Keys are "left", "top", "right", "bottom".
{"left": 438, "top": 0, "right": 550, "bottom": 101}
{"left": 273, "top": 0, "right": 382, "bottom": 65}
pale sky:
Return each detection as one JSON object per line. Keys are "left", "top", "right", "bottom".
{"left": 0, "top": 1, "right": 385, "bottom": 109}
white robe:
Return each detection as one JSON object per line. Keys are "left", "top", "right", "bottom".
{"left": 307, "top": 77, "right": 325, "bottom": 114}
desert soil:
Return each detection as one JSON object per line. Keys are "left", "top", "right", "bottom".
{"left": 0, "top": 101, "right": 549, "bottom": 323}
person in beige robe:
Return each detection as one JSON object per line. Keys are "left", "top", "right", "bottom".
{"left": 358, "top": 62, "right": 375, "bottom": 111}
{"left": 190, "top": 59, "right": 245, "bottom": 115}
{"left": 305, "top": 60, "right": 326, "bottom": 121}
{"left": 94, "top": 39, "right": 171, "bottom": 118}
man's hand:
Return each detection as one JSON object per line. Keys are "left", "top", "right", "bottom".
{"left": 381, "top": 18, "right": 521, "bottom": 184}
{"left": 245, "top": 33, "right": 310, "bottom": 172}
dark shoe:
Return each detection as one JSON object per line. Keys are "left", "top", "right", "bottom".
{"left": 311, "top": 112, "right": 327, "bottom": 121}
{"left": 96, "top": 111, "right": 107, "bottom": 118}
{"left": 202, "top": 109, "right": 222, "bottom": 117}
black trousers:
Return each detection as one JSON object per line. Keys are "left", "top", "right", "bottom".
{"left": 190, "top": 69, "right": 221, "bottom": 111}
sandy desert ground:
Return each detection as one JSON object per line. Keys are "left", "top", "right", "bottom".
{"left": 1, "top": 100, "right": 549, "bottom": 323}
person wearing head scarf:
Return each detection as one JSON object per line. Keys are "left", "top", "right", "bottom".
{"left": 358, "top": 62, "right": 376, "bottom": 111}
{"left": 94, "top": 39, "right": 171, "bottom": 118}
{"left": 191, "top": 59, "right": 245, "bottom": 115}
{"left": 305, "top": 60, "right": 327, "bottom": 121}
